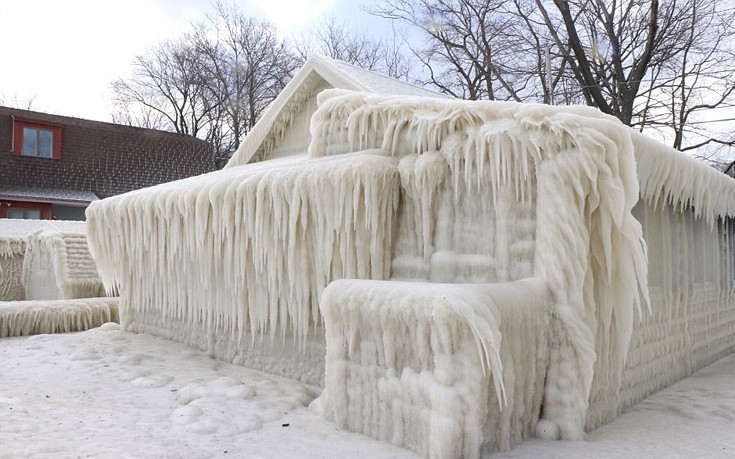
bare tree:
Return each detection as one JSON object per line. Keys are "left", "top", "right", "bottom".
{"left": 194, "top": 3, "right": 300, "bottom": 155}
{"left": 111, "top": 36, "right": 218, "bottom": 138}
{"left": 638, "top": 1, "right": 735, "bottom": 154}
{"left": 533, "top": 0, "right": 735, "bottom": 154}
{"left": 0, "top": 92, "right": 37, "bottom": 110}
{"left": 372, "top": 0, "right": 549, "bottom": 100}
{"left": 296, "top": 16, "right": 413, "bottom": 81}
{"left": 111, "top": 3, "right": 298, "bottom": 167}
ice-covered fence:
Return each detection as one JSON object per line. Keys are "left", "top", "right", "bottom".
{"left": 320, "top": 278, "right": 551, "bottom": 458}
{"left": 0, "top": 297, "right": 118, "bottom": 338}
{"left": 86, "top": 152, "right": 400, "bottom": 385}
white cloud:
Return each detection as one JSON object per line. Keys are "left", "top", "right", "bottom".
{"left": 0, "top": 0, "right": 205, "bottom": 121}
{"left": 0, "top": 0, "right": 334, "bottom": 121}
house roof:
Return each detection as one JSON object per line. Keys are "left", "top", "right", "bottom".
{"left": 226, "top": 55, "right": 449, "bottom": 167}
{"left": 0, "top": 186, "right": 98, "bottom": 206}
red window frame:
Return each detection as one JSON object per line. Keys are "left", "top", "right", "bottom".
{"left": 12, "top": 118, "right": 63, "bottom": 159}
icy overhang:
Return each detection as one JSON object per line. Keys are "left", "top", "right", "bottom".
{"left": 632, "top": 132, "right": 735, "bottom": 224}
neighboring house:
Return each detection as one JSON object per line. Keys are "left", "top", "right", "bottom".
{"left": 226, "top": 54, "right": 448, "bottom": 167}
{"left": 0, "top": 106, "right": 214, "bottom": 220}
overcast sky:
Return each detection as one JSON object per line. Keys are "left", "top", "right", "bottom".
{"left": 0, "top": 0, "right": 372, "bottom": 122}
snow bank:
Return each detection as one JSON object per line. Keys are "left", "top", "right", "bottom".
{"left": 0, "top": 297, "right": 118, "bottom": 337}
{"left": 320, "top": 278, "right": 550, "bottom": 457}
{"left": 86, "top": 152, "right": 400, "bottom": 385}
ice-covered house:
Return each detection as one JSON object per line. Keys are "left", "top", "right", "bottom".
{"left": 0, "top": 219, "right": 117, "bottom": 337}
{"left": 85, "top": 57, "right": 735, "bottom": 458}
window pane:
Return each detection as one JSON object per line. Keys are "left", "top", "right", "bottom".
{"left": 6, "top": 208, "right": 41, "bottom": 219}
{"left": 22, "top": 127, "right": 37, "bottom": 155}
{"left": 7, "top": 208, "right": 23, "bottom": 219}
{"left": 38, "top": 129, "right": 53, "bottom": 157}
{"left": 24, "top": 209, "right": 41, "bottom": 219}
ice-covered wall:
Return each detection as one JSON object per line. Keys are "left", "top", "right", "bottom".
{"left": 309, "top": 90, "right": 648, "bottom": 440}
{"left": 0, "top": 241, "right": 25, "bottom": 301}
{"left": 86, "top": 152, "right": 400, "bottom": 386}
{"left": 585, "top": 200, "right": 735, "bottom": 428}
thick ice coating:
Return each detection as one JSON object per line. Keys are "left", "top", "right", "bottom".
{"left": 0, "top": 220, "right": 101, "bottom": 302}
{"left": 321, "top": 278, "right": 551, "bottom": 457}
{"left": 86, "top": 152, "right": 399, "bottom": 384}
{"left": 307, "top": 89, "right": 650, "bottom": 440}
{"left": 0, "top": 297, "right": 118, "bottom": 338}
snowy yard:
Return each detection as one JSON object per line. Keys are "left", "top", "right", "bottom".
{"left": 1, "top": 324, "right": 734, "bottom": 458}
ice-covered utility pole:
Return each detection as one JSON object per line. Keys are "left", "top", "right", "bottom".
{"left": 546, "top": 45, "right": 553, "bottom": 105}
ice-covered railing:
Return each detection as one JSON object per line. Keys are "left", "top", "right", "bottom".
{"left": 86, "top": 152, "right": 400, "bottom": 351}
{"left": 0, "top": 297, "right": 118, "bottom": 338}
{"left": 308, "top": 90, "right": 649, "bottom": 439}
{"left": 320, "top": 278, "right": 551, "bottom": 457}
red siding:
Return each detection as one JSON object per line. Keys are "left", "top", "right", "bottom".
{"left": 0, "top": 200, "right": 52, "bottom": 219}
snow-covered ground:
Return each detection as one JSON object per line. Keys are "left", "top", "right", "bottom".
{"left": 1, "top": 324, "right": 734, "bottom": 459}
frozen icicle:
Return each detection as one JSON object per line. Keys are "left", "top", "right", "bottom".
{"left": 633, "top": 132, "right": 735, "bottom": 224}
{"left": 0, "top": 238, "right": 25, "bottom": 259}
{"left": 86, "top": 152, "right": 401, "bottom": 371}
{"left": 397, "top": 151, "right": 449, "bottom": 260}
